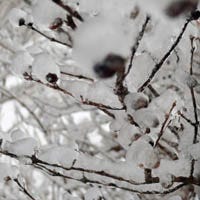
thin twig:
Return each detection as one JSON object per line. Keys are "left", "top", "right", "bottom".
{"left": 189, "top": 36, "right": 199, "bottom": 177}
{"left": 138, "top": 18, "right": 191, "bottom": 92}
{"left": 154, "top": 101, "right": 177, "bottom": 148}
{"left": 23, "top": 73, "right": 122, "bottom": 118}
{"left": 125, "top": 15, "right": 150, "bottom": 78}
{"left": 33, "top": 163, "right": 188, "bottom": 195}
{"left": 1, "top": 150, "right": 200, "bottom": 194}
{"left": 178, "top": 111, "right": 195, "bottom": 126}
{"left": 23, "top": 23, "right": 72, "bottom": 48}
{"left": 61, "top": 71, "right": 94, "bottom": 82}
{"left": 14, "top": 178, "right": 37, "bottom": 200}
{"left": 148, "top": 84, "right": 160, "bottom": 97}
{"left": 80, "top": 96, "right": 124, "bottom": 111}
{"left": 113, "top": 16, "right": 150, "bottom": 109}
{"left": 52, "top": 0, "right": 84, "bottom": 22}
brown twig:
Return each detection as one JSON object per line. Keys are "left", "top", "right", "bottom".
{"left": 178, "top": 111, "right": 195, "bottom": 126}
{"left": 52, "top": 0, "right": 84, "bottom": 22}
{"left": 154, "top": 101, "right": 177, "bottom": 148}
{"left": 189, "top": 36, "right": 199, "bottom": 177}
{"left": 61, "top": 71, "right": 94, "bottom": 82}
{"left": 138, "top": 18, "right": 191, "bottom": 92}
{"left": 125, "top": 15, "right": 150, "bottom": 78}
{"left": 80, "top": 96, "right": 124, "bottom": 111}
{"left": 23, "top": 73, "right": 122, "bottom": 118}
{"left": 113, "top": 16, "right": 150, "bottom": 109}
{"left": 23, "top": 23, "right": 72, "bottom": 48}
{"left": 1, "top": 150, "right": 200, "bottom": 195}
{"left": 14, "top": 178, "right": 37, "bottom": 200}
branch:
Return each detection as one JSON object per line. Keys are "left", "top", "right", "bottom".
{"left": 61, "top": 71, "right": 94, "bottom": 82}
{"left": 22, "top": 22, "right": 72, "bottom": 48}
{"left": 138, "top": 18, "right": 191, "bottom": 92}
{"left": 189, "top": 36, "right": 199, "bottom": 177}
{"left": 32, "top": 163, "right": 190, "bottom": 195}
{"left": 178, "top": 111, "right": 195, "bottom": 126}
{"left": 113, "top": 16, "right": 150, "bottom": 108}
{"left": 23, "top": 73, "right": 122, "bottom": 118}
{"left": 125, "top": 15, "right": 150, "bottom": 78}
{"left": 13, "top": 178, "right": 37, "bottom": 200}
{"left": 52, "top": 0, "right": 84, "bottom": 22}
{"left": 1, "top": 150, "right": 200, "bottom": 195}
{"left": 154, "top": 101, "right": 177, "bottom": 147}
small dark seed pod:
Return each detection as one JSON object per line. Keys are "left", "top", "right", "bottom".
{"left": 165, "top": 0, "right": 197, "bottom": 18}
{"left": 93, "top": 54, "right": 126, "bottom": 78}
{"left": 93, "top": 63, "right": 116, "bottom": 78}
{"left": 18, "top": 18, "right": 25, "bottom": 26}
{"left": 191, "top": 10, "right": 200, "bottom": 20}
{"left": 46, "top": 73, "right": 58, "bottom": 83}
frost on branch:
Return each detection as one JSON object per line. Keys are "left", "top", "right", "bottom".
{"left": 1, "top": 0, "right": 200, "bottom": 199}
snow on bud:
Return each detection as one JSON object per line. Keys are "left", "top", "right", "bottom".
{"left": 2, "top": 137, "right": 39, "bottom": 156}
{"left": 133, "top": 109, "right": 160, "bottom": 128}
{"left": 126, "top": 135, "right": 159, "bottom": 169}
{"left": 11, "top": 51, "right": 33, "bottom": 77}
{"left": 159, "top": 173, "right": 174, "bottom": 189}
{"left": 49, "top": 18, "right": 63, "bottom": 30}
{"left": 186, "top": 75, "right": 198, "bottom": 88}
{"left": 32, "top": 53, "right": 60, "bottom": 82}
{"left": 7, "top": 8, "right": 27, "bottom": 27}
{"left": 10, "top": 129, "right": 28, "bottom": 142}
{"left": 117, "top": 123, "right": 140, "bottom": 149}
{"left": 124, "top": 92, "right": 149, "bottom": 113}
{"left": 38, "top": 142, "right": 79, "bottom": 167}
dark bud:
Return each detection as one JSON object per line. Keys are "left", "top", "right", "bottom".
{"left": 18, "top": 18, "right": 25, "bottom": 26}
{"left": 191, "top": 10, "right": 200, "bottom": 20}
{"left": 93, "top": 54, "right": 126, "bottom": 78}
{"left": 49, "top": 18, "right": 63, "bottom": 30}
{"left": 46, "top": 73, "right": 58, "bottom": 83}
{"left": 94, "top": 63, "right": 116, "bottom": 78}
{"left": 166, "top": 0, "right": 197, "bottom": 18}
{"left": 52, "top": 0, "right": 61, "bottom": 3}
{"left": 66, "top": 15, "right": 77, "bottom": 30}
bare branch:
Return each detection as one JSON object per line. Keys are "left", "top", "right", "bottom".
{"left": 189, "top": 36, "right": 199, "bottom": 177}
{"left": 22, "top": 23, "right": 72, "bottom": 48}
{"left": 138, "top": 18, "right": 191, "bottom": 92}
{"left": 13, "top": 178, "right": 37, "bottom": 200}
{"left": 61, "top": 71, "right": 94, "bottom": 82}
{"left": 125, "top": 15, "right": 150, "bottom": 78}
{"left": 52, "top": 0, "right": 84, "bottom": 22}
{"left": 154, "top": 101, "right": 177, "bottom": 147}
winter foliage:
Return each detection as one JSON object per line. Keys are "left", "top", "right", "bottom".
{"left": 0, "top": 0, "right": 200, "bottom": 199}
